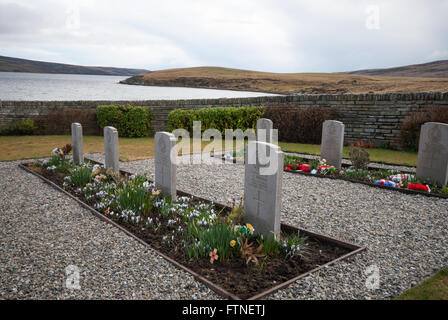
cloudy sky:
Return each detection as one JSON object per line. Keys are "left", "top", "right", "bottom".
{"left": 0, "top": 0, "right": 447, "bottom": 72}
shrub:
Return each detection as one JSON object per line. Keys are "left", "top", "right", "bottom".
{"left": 0, "top": 119, "right": 37, "bottom": 135}
{"left": 35, "top": 109, "right": 99, "bottom": 135}
{"left": 263, "top": 105, "right": 336, "bottom": 144}
{"left": 167, "top": 106, "right": 264, "bottom": 134}
{"left": 349, "top": 146, "right": 370, "bottom": 169}
{"left": 97, "top": 105, "right": 154, "bottom": 138}
{"left": 399, "top": 107, "right": 448, "bottom": 151}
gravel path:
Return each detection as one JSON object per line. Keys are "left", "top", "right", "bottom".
{"left": 0, "top": 159, "right": 218, "bottom": 300}
{"left": 1, "top": 153, "right": 447, "bottom": 300}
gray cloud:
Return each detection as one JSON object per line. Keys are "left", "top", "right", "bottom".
{"left": 0, "top": 0, "right": 447, "bottom": 72}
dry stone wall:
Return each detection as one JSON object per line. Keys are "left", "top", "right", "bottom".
{"left": 1, "top": 92, "right": 447, "bottom": 148}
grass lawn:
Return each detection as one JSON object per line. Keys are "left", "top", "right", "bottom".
{"left": 278, "top": 142, "right": 418, "bottom": 167}
{"left": 396, "top": 269, "right": 448, "bottom": 300}
{"left": 0, "top": 135, "right": 229, "bottom": 162}
{"left": 1, "top": 135, "right": 418, "bottom": 166}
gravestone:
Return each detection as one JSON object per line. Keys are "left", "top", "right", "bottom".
{"left": 155, "top": 131, "right": 177, "bottom": 199}
{"left": 104, "top": 126, "right": 119, "bottom": 172}
{"left": 71, "top": 123, "right": 83, "bottom": 164}
{"left": 244, "top": 141, "right": 283, "bottom": 239}
{"left": 257, "top": 118, "right": 273, "bottom": 144}
{"left": 416, "top": 122, "right": 448, "bottom": 186}
{"left": 320, "top": 120, "right": 344, "bottom": 170}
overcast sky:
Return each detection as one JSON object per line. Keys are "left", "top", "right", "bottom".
{"left": 0, "top": 0, "right": 447, "bottom": 72}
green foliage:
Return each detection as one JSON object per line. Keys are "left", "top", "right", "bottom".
{"left": 43, "top": 155, "right": 72, "bottom": 174}
{"left": 96, "top": 105, "right": 154, "bottom": 137}
{"left": 283, "top": 154, "right": 302, "bottom": 167}
{"left": 115, "top": 178, "right": 152, "bottom": 212}
{"left": 184, "top": 222, "right": 239, "bottom": 261}
{"left": 0, "top": 119, "right": 37, "bottom": 136}
{"left": 167, "top": 106, "right": 265, "bottom": 134}
{"left": 70, "top": 165, "right": 93, "bottom": 188}
{"left": 280, "top": 232, "right": 308, "bottom": 259}
{"left": 258, "top": 234, "right": 281, "bottom": 256}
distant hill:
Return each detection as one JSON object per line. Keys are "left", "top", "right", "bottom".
{"left": 345, "top": 60, "right": 448, "bottom": 78}
{"left": 0, "top": 55, "right": 149, "bottom": 76}
{"left": 121, "top": 66, "right": 448, "bottom": 95}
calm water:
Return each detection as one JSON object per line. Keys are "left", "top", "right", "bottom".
{"left": 0, "top": 72, "right": 277, "bottom": 101}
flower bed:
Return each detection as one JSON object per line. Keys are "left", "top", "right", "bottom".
{"left": 284, "top": 155, "right": 448, "bottom": 198}
{"left": 20, "top": 147, "right": 364, "bottom": 299}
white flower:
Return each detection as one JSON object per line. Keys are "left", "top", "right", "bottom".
{"left": 47, "top": 165, "right": 57, "bottom": 171}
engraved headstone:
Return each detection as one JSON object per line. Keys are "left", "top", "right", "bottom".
{"left": 155, "top": 131, "right": 177, "bottom": 199}
{"left": 71, "top": 123, "right": 83, "bottom": 164}
{"left": 104, "top": 126, "right": 119, "bottom": 172}
{"left": 257, "top": 118, "right": 273, "bottom": 144}
{"left": 320, "top": 120, "right": 345, "bottom": 170}
{"left": 244, "top": 141, "right": 283, "bottom": 239}
{"left": 416, "top": 122, "right": 448, "bottom": 186}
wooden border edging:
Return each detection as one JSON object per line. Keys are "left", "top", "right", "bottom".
{"left": 19, "top": 162, "right": 366, "bottom": 300}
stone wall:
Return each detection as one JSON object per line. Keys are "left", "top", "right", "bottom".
{"left": 1, "top": 92, "right": 447, "bottom": 148}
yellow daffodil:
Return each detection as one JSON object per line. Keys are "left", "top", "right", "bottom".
{"left": 246, "top": 223, "right": 254, "bottom": 234}
{"left": 230, "top": 240, "right": 236, "bottom": 247}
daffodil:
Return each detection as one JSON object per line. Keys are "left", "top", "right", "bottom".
{"left": 246, "top": 223, "right": 254, "bottom": 234}
{"left": 230, "top": 240, "right": 236, "bottom": 248}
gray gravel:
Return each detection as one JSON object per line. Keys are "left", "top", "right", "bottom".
{"left": 0, "top": 159, "right": 219, "bottom": 300}
{"left": 1, "top": 153, "right": 447, "bottom": 300}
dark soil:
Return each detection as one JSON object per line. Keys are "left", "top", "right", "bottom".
{"left": 26, "top": 163, "right": 354, "bottom": 299}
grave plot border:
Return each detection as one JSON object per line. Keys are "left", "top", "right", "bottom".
{"left": 19, "top": 160, "right": 365, "bottom": 300}
{"left": 210, "top": 151, "right": 448, "bottom": 199}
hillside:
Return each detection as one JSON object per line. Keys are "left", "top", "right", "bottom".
{"left": 346, "top": 60, "right": 448, "bottom": 78}
{"left": 121, "top": 66, "right": 448, "bottom": 94}
{"left": 0, "top": 55, "right": 149, "bottom": 76}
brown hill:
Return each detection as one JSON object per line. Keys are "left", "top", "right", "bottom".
{"left": 0, "top": 55, "right": 149, "bottom": 76}
{"left": 346, "top": 60, "right": 448, "bottom": 78}
{"left": 121, "top": 66, "right": 448, "bottom": 94}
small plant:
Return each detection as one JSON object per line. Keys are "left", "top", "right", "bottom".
{"left": 239, "top": 237, "right": 266, "bottom": 266}
{"left": 281, "top": 232, "right": 308, "bottom": 259}
{"left": 70, "top": 165, "right": 93, "bottom": 188}
{"left": 226, "top": 197, "right": 245, "bottom": 225}
{"left": 349, "top": 146, "right": 370, "bottom": 169}
{"left": 0, "top": 119, "right": 37, "bottom": 136}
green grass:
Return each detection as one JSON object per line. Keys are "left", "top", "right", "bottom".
{"left": 0, "top": 135, "right": 418, "bottom": 166}
{"left": 396, "top": 269, "right": 448, "bottom": 300}
{"left": 278, "top": 142, "right": 418, "bottom": 167}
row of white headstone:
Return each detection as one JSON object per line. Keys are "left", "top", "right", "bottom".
{"left": 71, "top": 119, "right": 447, "bottom": 240}
{"left": 313, "top": 119, "right": 448, "bottom": 186}
{"left": 71, "top": 123, "right": 119, "bottom": 171}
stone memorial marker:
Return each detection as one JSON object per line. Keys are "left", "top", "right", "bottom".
{"left": 104, "top": 126, "right": 119, "bottom": 172}
{"left": 155, "top": 131, "right": 177, "bottom": 199}
{"left": 244, "top": 141, "right": 283, "bottom": 239}
{"left": 257, "top": 118, "right": 273, "bottom": 144}
{"left": 71, "top": 123, "right": 83, "bottom": 164}
{"left": 320, "top": 120, "right": 344, "bottom": 170}
{"left": 416, "top": 122, "right": 448, "bottom": 186}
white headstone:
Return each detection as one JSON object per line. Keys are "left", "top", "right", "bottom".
{"left": 155, "top": 131, "right": 177, "bottom": 199}
{"left": 416, "top": 122, "right": 448, "bottom": 186}
{"left": 320, "top": 120, "right": 345, "bottom": 170}
{"left": 257, "top": 118, "right": 274, "bottom": 144}
{"left": 104, "top": 126, "right": 119, "bottom": 172}
{"left": 71, "top": 123, "right": 83, "bottom": 164}
{"left": 244, "top": 141, "right": 283, "bottom": 239}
